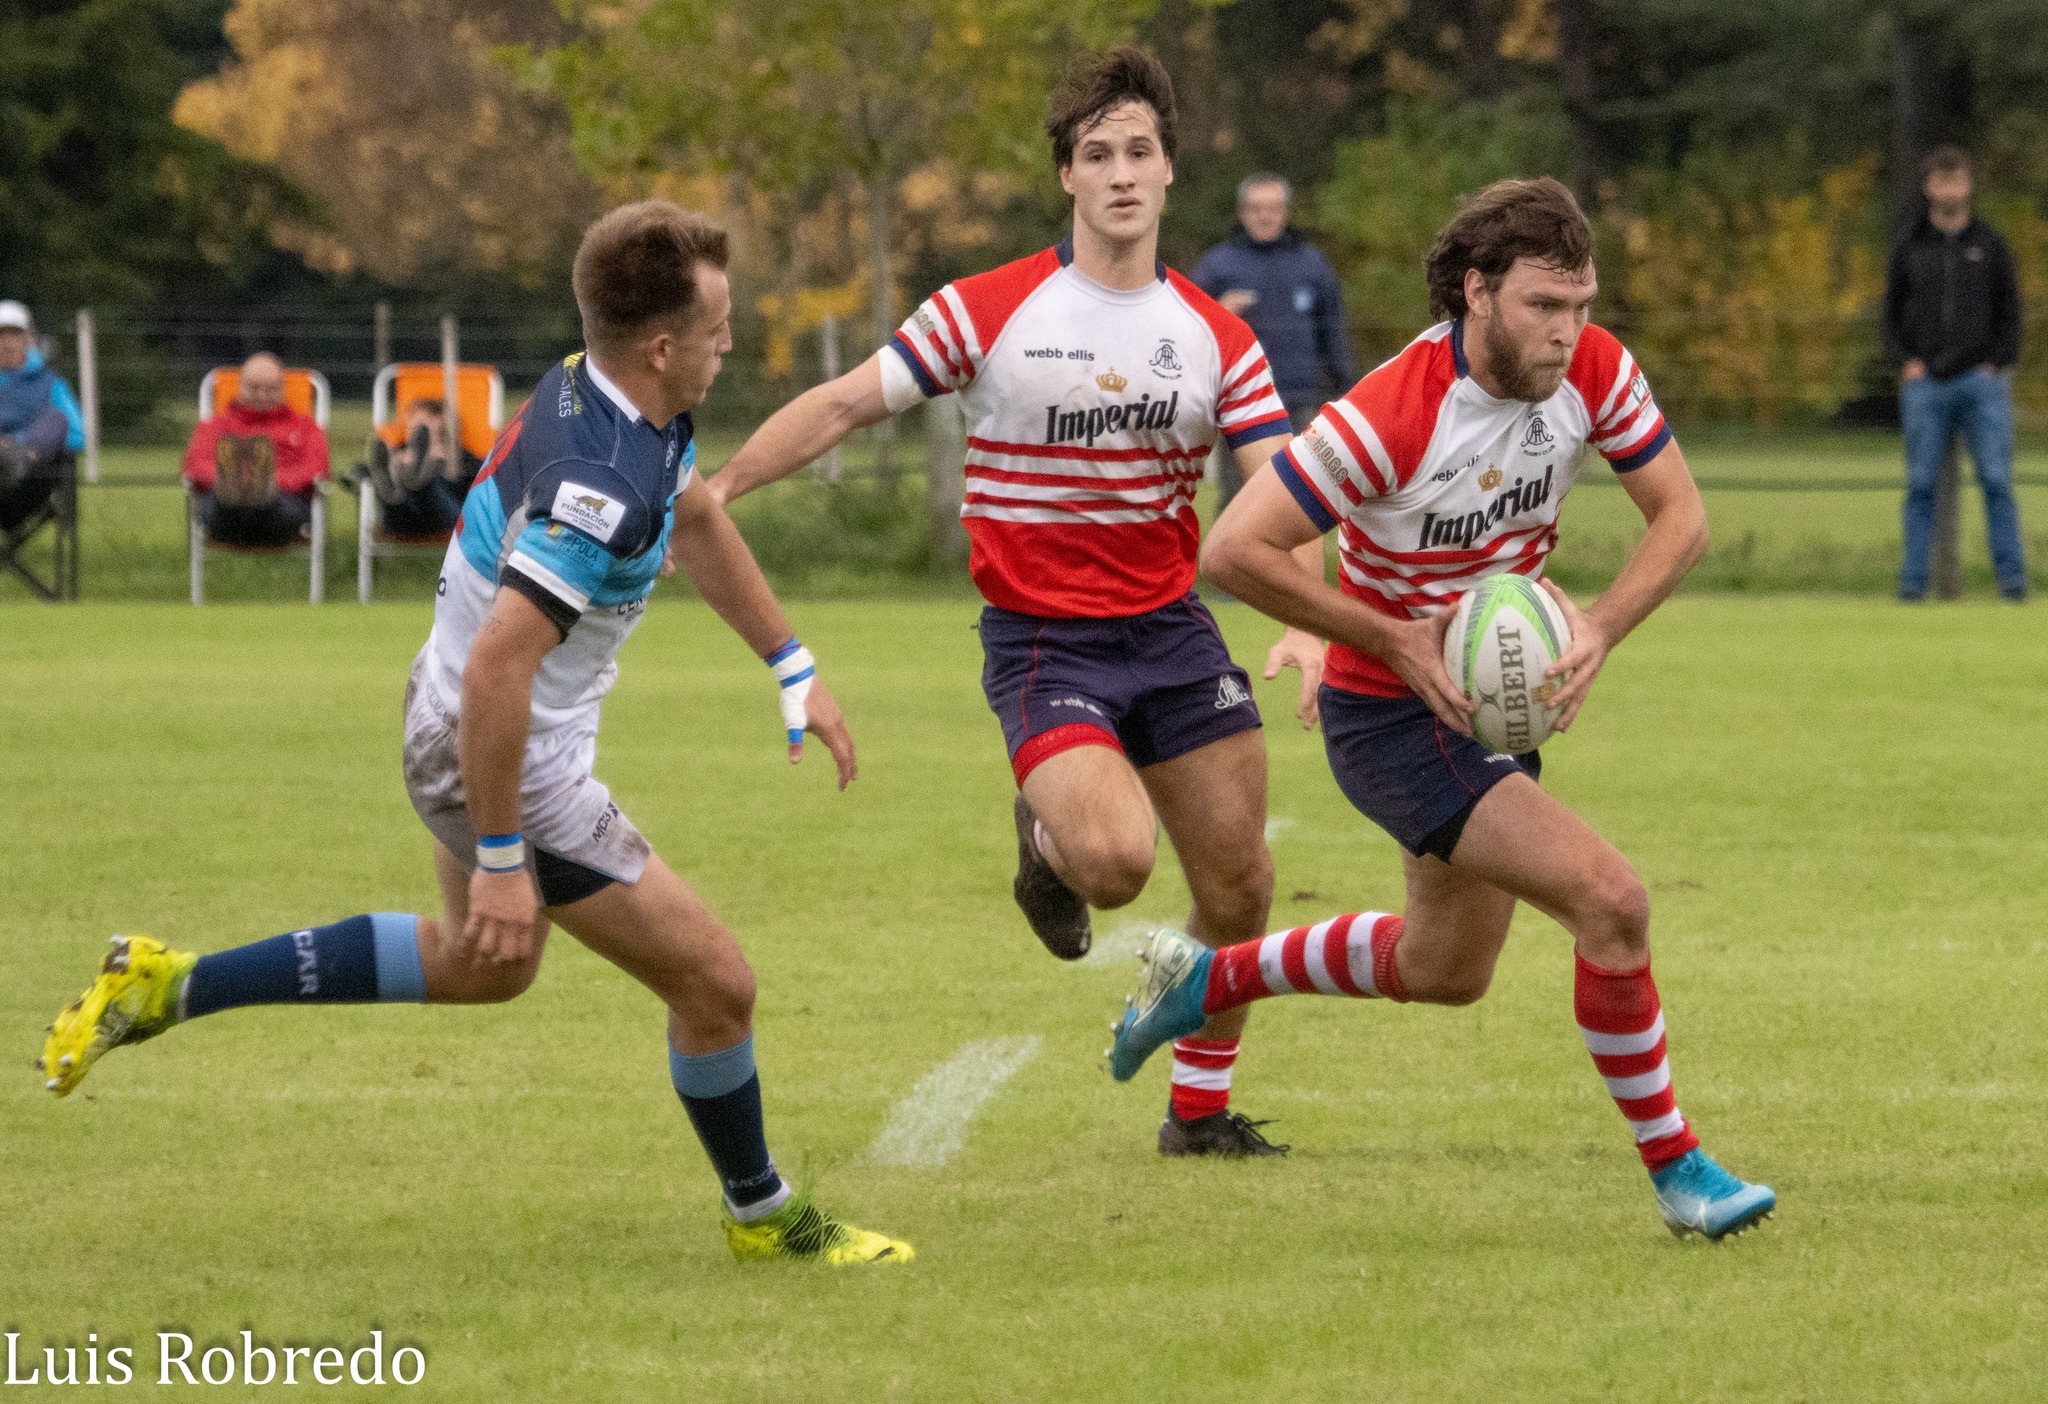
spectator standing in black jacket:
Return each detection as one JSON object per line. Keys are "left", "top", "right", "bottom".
{"left": 1194, "top": 174, "right": 1357, "bottom": 511}
{"left": 1882, "top": 146, "right": 2027, "bottom": 602}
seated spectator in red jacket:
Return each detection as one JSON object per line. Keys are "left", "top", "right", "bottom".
{"left": 182, "top": 353, "right": 329, "bottom": 547}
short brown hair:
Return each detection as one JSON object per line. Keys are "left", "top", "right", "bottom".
{"left": 1044, "top": 46, "right": 1178, "bottom": 172}
{"left": 1423, "top": 177, "right": 1593, "bottom": 321}
{"left": 572, "top": 200, "right": 730, "bottom": 352}
{"left": 1922, "top": 145, "right": 1970, "bottom": 179}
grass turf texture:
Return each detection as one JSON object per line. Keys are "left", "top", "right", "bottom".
{"left": 9, "top": 428, "right": 2046, "bottom": 602}
{"left": 2, "top": 596, "right": 2045, "bottom": 1400}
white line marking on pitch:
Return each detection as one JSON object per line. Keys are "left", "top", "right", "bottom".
{"left": 867, "top": 1035, "right": 1042, "bottom": 1169}
{"left": 1075, "top": 920, "right": 1159, "bottom": 968}
{"left": 1265, "top": 816, "right": 1296, "bottom": 843}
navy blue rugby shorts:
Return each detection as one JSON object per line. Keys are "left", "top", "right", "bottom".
{"left": 981, "top": 592, "right": 1261, "bottom": 785}
{"left": 1319, "top": 684, "right": 1541, "bottom": 862}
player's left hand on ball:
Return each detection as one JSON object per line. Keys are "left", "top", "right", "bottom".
{"left": 791, "top": 677, "right": 858, "bottom": 790}
{"left": 1263, "top": 628, "right": 1326, "bottom": 730}
{"left": 1537, "top": 578, "right": 1608, "bottom": 732}
{"left": 659, "top": 544, "right": 677, "bottom": 578}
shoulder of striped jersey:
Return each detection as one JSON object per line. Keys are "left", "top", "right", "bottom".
{"left": 1563, "top": 323, "right": 1635, "bottom": 425}
{"left": 945, "top": 246, "right": 1066, "bottom": 350}
{"left": 1162, "top": 266, "right": 1258, "bottom": 363}
{"left": 1333, "top": 325, "right": 1460, "bottom": 492}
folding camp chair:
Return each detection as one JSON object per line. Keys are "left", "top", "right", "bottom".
{"left": 189, "top": 367, "right": 330, "bottom": 605}
{"left": 358, "top": 362, "right": 504, "bottom": 603}
{"left": 0, "top": 450, "right": 79, "bottom": 601}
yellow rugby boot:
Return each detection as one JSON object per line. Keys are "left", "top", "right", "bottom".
{"left": 39, "top": 936, "right": 196, "bottom": 1097}
{"left": 724, "top": 1192, "right": 914, "bottom": 1266}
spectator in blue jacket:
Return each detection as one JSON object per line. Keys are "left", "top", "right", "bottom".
{"left": 0, "top": 300, "right": 85, "bottom": 534}
{"left": 1194, "top": 174, "right": 1357, "bottom": 509}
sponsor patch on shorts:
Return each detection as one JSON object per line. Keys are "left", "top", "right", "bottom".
{"left": 551, "top": 481, "right": 626, "bottom": 543}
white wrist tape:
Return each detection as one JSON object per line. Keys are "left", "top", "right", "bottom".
{"left": 766, "top": 640, "right": 816, "bottom": 744}
{"left": 476, "top": 834, "right": 526, "bottom": 873}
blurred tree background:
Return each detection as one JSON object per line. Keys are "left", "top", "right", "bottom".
{"left": 5, "top": 0, "right": 2044, "bottom": 431}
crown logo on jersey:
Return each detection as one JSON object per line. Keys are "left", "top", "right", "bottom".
{"left": 1479, "top": 466, "right": 1503, "bottom": 491}
{"left": 1096, "top": 367, "right": 1128, "bottom": 393}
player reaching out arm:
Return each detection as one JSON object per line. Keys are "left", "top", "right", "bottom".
{"left": 710, "top": 47, "right": 1323, "bottom": 1159}
{"left": 1106, "top": 178, "right": 1775, "bottom": 1240}
{"left": 40, "top": 201, "right": 909, "bottom": 1266}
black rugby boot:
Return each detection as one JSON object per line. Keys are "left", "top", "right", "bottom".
{"left": 1012, "top": 793, "right": 1091, "bottom": 959}
{"left": 1157, "top": 1108, "right": 1290, "bottom": 1158}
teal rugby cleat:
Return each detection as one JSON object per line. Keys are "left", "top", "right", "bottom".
{"left": 1650, "top": 1149, "right": 1777, "bottom": 1241}
{"left": 1106, "top": 928, "right": 1212, "bottom": 1082}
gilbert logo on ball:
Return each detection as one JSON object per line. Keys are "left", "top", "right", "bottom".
{"left": 1441, "top": 574, "right": 1573, "bottom": 755}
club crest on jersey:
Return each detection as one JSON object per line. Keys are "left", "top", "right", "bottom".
{"left": 1521, "top": 412, "right": 1555, "bottom": 455}
{"left": 1149, "top": 339, "right": 1184, "bottom": 379}
{"left": 552, "top": 480, "right": 626, "bottom": 543}
{"left": 1044, "top": 390, "right": 1178, "bottom": 448}
{"left": 1414, "top": 464, "right": 1555, "bottom": 550}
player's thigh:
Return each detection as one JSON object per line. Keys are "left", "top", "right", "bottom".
{"left": 1397, "top": 848, "right": 1518, "bottom": 996}
{"left": 1139, "top": 729, "right": 1272, "bottom": 923}
{"left": 1445, "top": 772, "right": 1639, "bottom": 932}
{"left": 545, "top": 852, "right": 753, "bottom": 1023}
{"left": 1021, "top": 739, "right": 1156, "bottom": 861}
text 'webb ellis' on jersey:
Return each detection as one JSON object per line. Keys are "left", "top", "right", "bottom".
{"left": 1273, "top": 319, "right": 1672, "bottom": 698}
{"left": 887, "top": 238, "right": 1293, "bottom": 619}
{"left": 420, "top": 351, "right": 694, "bottom": 730}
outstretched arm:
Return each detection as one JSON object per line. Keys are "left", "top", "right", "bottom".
{"left": 708, "top": 353, "right": 895, "bottom": 506}
{"left": 1203, "top": 463, "right": 1475, "bottom": 735}
{"left": 1538, "top": 439, "right": 1706, "bottom": 731}
{"left": 668, "top": 472, "right": 857, "bottom": 788}
{"left": 460, "top": 588, "right": 558, "bottom": 962}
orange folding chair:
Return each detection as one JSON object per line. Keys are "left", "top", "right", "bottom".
{"left": 190, "top": 367, "right": 331, "bottom": 605}
{"left": 359, "top": 362, "right": 504, "bottom": 602}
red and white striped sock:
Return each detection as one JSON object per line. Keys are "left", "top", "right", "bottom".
{"left": 1168, "top": 1037, "right": 1238, "bottom": 1120}
{"left": 1574, "top": 952, "right": 1700, "bottom": 1171}
{"left": 1201, "top": 913, "right": 1407, "bottom": 1015}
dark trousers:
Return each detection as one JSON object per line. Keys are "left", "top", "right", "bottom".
{"left": 195, "top": 489, "right": 313, "bottom": 547}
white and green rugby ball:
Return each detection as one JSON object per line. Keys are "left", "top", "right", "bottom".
{"left": 1441, "top": 574, "right": 1572, "bottom": 755}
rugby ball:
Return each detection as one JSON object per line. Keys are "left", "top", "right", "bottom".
{"left": 1441, "top": 574, "right": 1572, "bottom": 755}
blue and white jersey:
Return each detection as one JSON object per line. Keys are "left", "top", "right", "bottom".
{"left": 421, "top": 351, "right": 694, "bottom": 730}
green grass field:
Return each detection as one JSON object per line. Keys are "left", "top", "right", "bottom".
{"left": 3, "top": 595, "right": 2045, "bottom": 1400}
{"left": 8, "top": 426, "right": 2045, "bottom": 603}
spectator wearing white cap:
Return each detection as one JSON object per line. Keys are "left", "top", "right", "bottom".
{"left": 0, "top": 300, "right": 86, "bottom": 534}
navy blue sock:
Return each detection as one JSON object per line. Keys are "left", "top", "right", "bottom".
{"left": 670, "top": 1037, "right": 786, "bottom": 1215}
{"left": 181, "top": 914, "right": 428, "bottom": 1019}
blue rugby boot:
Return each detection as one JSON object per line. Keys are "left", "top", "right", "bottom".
{"left": 1650, "top": 1149, "right": 1776, "bottom": 1240}
{"left": 1107, "top": 928, "right": 1212, "bottom": 1082}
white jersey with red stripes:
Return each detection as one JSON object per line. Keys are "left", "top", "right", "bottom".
{"left": 1272, "top": 319, "right": 1671, "bottom": 697}
{"left": 886, "top": 239, "right": 1291, "bottom": 617}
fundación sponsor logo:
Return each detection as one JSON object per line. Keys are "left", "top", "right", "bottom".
{"left": 1414, "top": 463, "right": 1555, "bottom": 550}
{"left": 4, "top": 1330, "right": 424, "bottom": 1388}
{"left": 551, "top": 481, "right": 626, "bottom": 544}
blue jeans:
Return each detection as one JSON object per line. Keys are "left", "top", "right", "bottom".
{"left": 1900, "top": 369, "right": 2028, "bottom": 596}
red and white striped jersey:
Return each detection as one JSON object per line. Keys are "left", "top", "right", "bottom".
{"left": 887, "top": 239, "right": 1292, "bottom": 617}
{"left": 1273, "top": 319, "right": 1672, "bottom": 697}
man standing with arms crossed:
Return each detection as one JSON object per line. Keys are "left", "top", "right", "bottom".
{"left": 1108, "top": 178, "right": 1776, "bottom": 1238}
{"left": 41, "top": 201, "right": 912, "bottom": 1265}
{"left": 712, "top": 48, "right": 1325, "bottom": 1157}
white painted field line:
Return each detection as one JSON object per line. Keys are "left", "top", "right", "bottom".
{"left": 867, "top": 1035, "right": 1042, "bottom": 1169}
{"left": 1075, "top": 919, "right": 1160, "bottom": 968}
{"left": 1265, "top": 816, "right": 1296, "bottom": 843}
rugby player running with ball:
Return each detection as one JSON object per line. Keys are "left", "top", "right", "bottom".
{"left": 1107, "top": 178, "right": 1776, "bottom": 1238}
{"left": 710, "top": 48, "right": 1324, "bottom": 1159}
{"left": 40, "top": 201, "right": 912, "bottom": 1265}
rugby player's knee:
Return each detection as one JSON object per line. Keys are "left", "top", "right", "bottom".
{"left": 443, "top": 954, "right": 542, "bottom": 1004}
{"left": 1192, "top": 848, "right": 1273, "bottom": 936}
{"left": 1062, "top": 832, "right": 1155, "bottom": 909}
{"left": 1574, "top": 862, "right": 1651, "bottom": 961}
